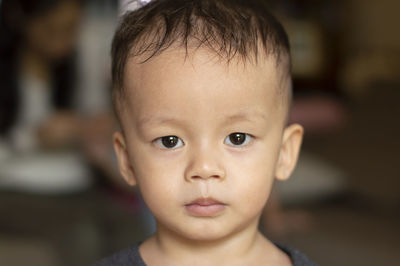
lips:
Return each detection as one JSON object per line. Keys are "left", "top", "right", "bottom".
{"left": 184, "top": 197, "right": 227, "bottom": 217}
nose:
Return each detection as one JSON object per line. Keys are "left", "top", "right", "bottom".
{"left": 184, "top": 145, "right": 226, "bottom": 182}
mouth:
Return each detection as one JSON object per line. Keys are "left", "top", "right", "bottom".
{"left": 184, "top": 197, "right": 227, "bottom": 217}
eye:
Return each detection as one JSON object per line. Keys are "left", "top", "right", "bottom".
{"left": 154, "top": 135, "right": 184, "bottom": 149}
{"left": 224, "top": 132, "right": 253, "bottom": 147}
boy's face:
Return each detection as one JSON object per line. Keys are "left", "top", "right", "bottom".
{"left": 114, "top": 49, "right": 303, "bottom": 241}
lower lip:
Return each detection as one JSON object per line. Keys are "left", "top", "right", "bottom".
{"left": 185, "top": 203, "right": 226, "bottom": 216}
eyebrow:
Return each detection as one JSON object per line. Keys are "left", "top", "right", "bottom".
{"left": 138, "top": 110, "right": 268, "bottom": 127}
{"left": 224, "top": 111, "right": 268, "bottom": 124}
{"left": 137, "top": 115, "right": 183, "bottom": 127}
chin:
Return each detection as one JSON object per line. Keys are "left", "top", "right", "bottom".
{"left": 175, "top": 222, "right": 232, "bottom": 242}
{"left": 187, "top": 232, "right": 224, "bottom": 241}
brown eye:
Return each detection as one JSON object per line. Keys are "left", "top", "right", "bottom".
{"left": 155, "top": 136, "right": 184, "bottom": 149}
{"left": 224, "top": 132, "right": 252, "bottom": 146}
{"left": 229, "top": 133, "right": 246, "bottom": 145}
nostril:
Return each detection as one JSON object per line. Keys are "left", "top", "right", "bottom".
{"left": 184, "top": 159, "right": 226, "bottom": 182}
{"left": 189, "top": 173, "right": 222, "bottom": 180}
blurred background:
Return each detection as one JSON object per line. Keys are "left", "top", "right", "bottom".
{"left": 0, "top": 0, "right": 399, "bottom": 265}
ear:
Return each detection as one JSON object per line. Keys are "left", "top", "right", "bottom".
{"left": 113, "top": 131, "right": 137, "bottom": 186}
{"left": 275, "top": 124, "right": 304, "bottom": 181}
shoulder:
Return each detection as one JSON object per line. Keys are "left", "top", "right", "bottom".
{"left": 94, "top": 244, "right": 146, "bottom": 266}
{"left": 275, "top": 243, "right": 318, "bottom": 266}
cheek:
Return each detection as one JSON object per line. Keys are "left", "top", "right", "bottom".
{"left": 232, "top": 172, "right": 273, "bottom": 224}
{"left": 227, "top": 144, "right": 280, "bottom": 212}
{"left": 228, "top": 144, "right": 279, "bottom": 186}
{"left": 129, "top": 147, "right": 183, "bottom": 212}
{"left": 236, "top": 171, "right": 273, "bottom": 210}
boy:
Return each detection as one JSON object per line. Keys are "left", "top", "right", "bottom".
{"left": 97, "top": 0, "right": 316, "bottom": 265}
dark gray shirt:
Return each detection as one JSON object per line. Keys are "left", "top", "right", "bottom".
{"left": 95, "top": 243, "right": 317, "bottom": 266}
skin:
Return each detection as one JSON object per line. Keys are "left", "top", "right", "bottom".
{"left": 113, "top": 48, "right": 303, "bottom": 266}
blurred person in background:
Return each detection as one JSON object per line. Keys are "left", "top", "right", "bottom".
{"left": 0, "top": 0, "right": 95, "bottom": 193}
{"left": 0, "top": 1, "right": 154, "bottom": 263}
{"left": 0, "top": 0, "right": 124, "bottom": 196}
{"left": 0, "top": 0, "right": 83, "bottom": 148}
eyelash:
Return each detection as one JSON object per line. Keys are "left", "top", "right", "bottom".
{"left": 154, "top": 132, "right": 253, "bottom": 149}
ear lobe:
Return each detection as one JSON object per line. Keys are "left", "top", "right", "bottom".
{"left": 275, "top": 124, "right": 304, "bottom": 181}
{"left": 113, "top": 131, "right": 137, "bottom": 186}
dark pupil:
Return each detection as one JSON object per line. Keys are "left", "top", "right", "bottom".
{"left": 229, "top": 133, "right": 246, "bottom": 145}
{"left": 162, "top": 136, "right": 178, "bottom": 148}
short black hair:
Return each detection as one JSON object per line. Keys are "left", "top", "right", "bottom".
{"left": 111, "top": 0, "right": 291, "bottom": 111}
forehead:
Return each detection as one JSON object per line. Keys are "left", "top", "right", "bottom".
{"left": 120, "top": 48, "right": 287, "bottom": 126}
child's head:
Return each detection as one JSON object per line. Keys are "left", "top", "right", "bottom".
{"left": 112, "top": 0, "right": 303, "bottom": 241}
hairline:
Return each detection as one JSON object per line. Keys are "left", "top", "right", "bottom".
{"left": 113, "top": 43, "right": 292, "bottom": 127}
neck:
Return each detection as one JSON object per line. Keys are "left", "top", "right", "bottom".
{"left": 147, "top": 217, "right": 269, "bottom": 265}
